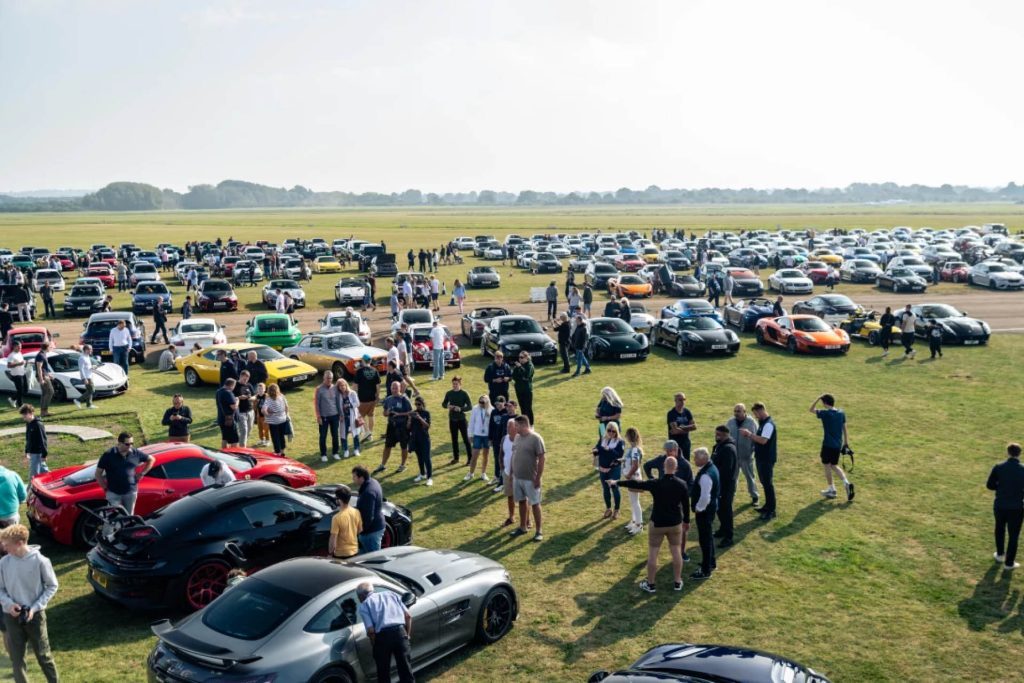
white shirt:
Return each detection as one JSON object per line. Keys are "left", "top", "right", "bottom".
{"left": 899, "top": 312, "right": 917, "bottom": 333}
{"left": 695, "top": 472, "right": 713, "bottom": 512}
{"left": 275, "top": 295, "right": 287, "bottom": 313}
{"left": 109, "top": 326, "right": 133, "bottom": 347}
{"left": 429, "top": 325, "right": 446, "bottom": 349}
{"left": 469, "top": 405, "right": 490, "bottom": 437}
{"left": 430, "top": 278, "right": 440, "bottom": 294}
{"left": 200, "top": 463, "right": 236, "bottom": 487}
{"left": 78, "top": 353, "right": 93, "bottom": 380}
{"left": 401, "top": 281, "right": 412, "bottom": 296}
{"left": 502, "top": 434, "right": 515, "bottom": 476}
{"left": 7, "top": 351, "right": 25, "bottom": 377}
{"left": 387, "top": 346, "right": 400, "bottom": 368}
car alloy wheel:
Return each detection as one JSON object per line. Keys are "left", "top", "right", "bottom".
{"left": 184, "top": 367, "right": 201, "bottom": 387}
{"left": 52, "top": 381, "right": 67, "bottom": 403}
{"left": 332, "top": 361, "right": 346, "bottom": 378}
{"left": 476, "top": 586, "right": 515, "bottom": 644}
{"left": 676, "top": 337, "right": 685, "bottom": 357}
{"left": 382, "top": 524, "right": 395, "bottom": 548}
{"left": 867, "top": 331, "right": 880, "bottom": 346}
{"left": 73, "top": 508, "right": 103, "bottom": 549}
{"left": 185, "top": 559, "right": 231, "bottom": 611}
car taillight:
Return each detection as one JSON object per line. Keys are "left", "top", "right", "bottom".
{"left": 129, "top": 527, "right": 157, "bottom": 540}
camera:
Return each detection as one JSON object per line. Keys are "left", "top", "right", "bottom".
{"left": 17, "top": 606, "right": 30, "bottom": 624}
{"left": 841, "top": 445, "right": 854, "bottom": 456}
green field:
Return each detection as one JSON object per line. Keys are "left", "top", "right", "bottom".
{"left": 0, "top": 204, "right": 1022, "bottom": 683}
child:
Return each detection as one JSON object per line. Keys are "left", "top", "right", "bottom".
{"left": 928, "top": 322, "right": 943, "bottom": 359}
{"left": 254, "top": 383, "right": 270, "bottom": 447}
{"left": 500, "top": 419, "right": 517, "bottom": 527}
{"left": 623, "top": 427, "right": 645, "bottom": 535}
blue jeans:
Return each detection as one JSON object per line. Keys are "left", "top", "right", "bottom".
{"left": 341, "top": 426, "right": 361, "bottom": 454}
{"left": 28, "top": 453, "right": 49, "bottom": 478}
{"left": 574, "top": 350, "right": 591, "bottom": 375}
{"left": 600, "top": 465, "right": 622, "bottom": 510}
{"left": 358, "top": 528, "right": 385, "bottom": 553}
{"left": 112, "top": 345, "right": 129, "bottom": 373}
{"left": 432, "top": 349, "right": 445, "bottom": 380}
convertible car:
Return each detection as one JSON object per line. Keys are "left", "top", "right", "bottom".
{"left": 589, "top": 642, "right": 831, "bottom": 683}
{"left": 791, "top": 294, "right": 863, "bottom": 326}
{"left": 461, "top": 306, "right": 510, "bottom": 342}
{"left": 148, "top": 547, "right": 515, "bottom": 683}
{"left": 0, "top": 349, "right": 126, "bottom": 404}
{"left": 245, "top": 313, "right": 303, "bottom": 350}
{"left": 263, "top": 279, "right": 306, "bottom": 309}
{"left": 910, "top": 303, "right": 990, "bottom": 345}
{"left": 755, "top": 315, "right": 850, "bottom": 354}
{"left": 722, "top": 297, "right": 776, "bottom": 332}
{"left": 480, "top": 315, "right": 558, "bottom": 363}
{"left": 27, "top": 442, "right": 316, "bottom": 548}
{"left": 651, "top": 316, "right": 740, "bottom": 356}
{"left": 585, "top": 317, "right": 650, "bottom": 362}
{"left": 2, "top": 326, "right": 57, "bottom": 357}
{"left": 608, "top": 274, "right": 653, "bottom": 298}
{"left": 86, "top": 481, "right": 412, "bottom": 611}
{"left": 660, "top": 299, "right": 722, "bottom": 322}
{"left": 838, "top": 313, "right": 901, "bottom": 346}
{"left": 283, "top": 332, "right": 388, "bottom": 378}
{"left": 175, "top": 343, "right": 316, "bottom": 389}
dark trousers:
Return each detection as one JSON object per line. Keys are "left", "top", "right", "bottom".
{"left": 696, "top": 508, "right": 717, "bottom": 573}
{"left": 517, "top": 390, "right": 534, "bottom": 425}
{"left": 412, "top": 436, "right": 432, "bottom": 478}
{"left": 879, "top": 329, "right": 891, "bottom": 350}
{"left": 559, "top": 343, "right": 570, "bottom": 371}
{"left": 901, "top": 332, "right": 915, "bottom": 354}
{"left": 4, "top": 611, "right": 59, "bottom": 683}
{"left": 318, "top": 414, "right": 340, "bottom": 456}
{"left": 755, "top": 456, "right": 776, "bottom": 514}
{"left": 448, "top": 419, "right": 471, "bottom": 461}
{"left": 717, "top": 484, "right": 735, "bottom": 540}
{"left": 929, "top": 339, "right": 942, "bottom": 358}
{"left": 11, "top": 374, "right": 27, "bottom": 407}
{"left": 269, "top": 422, "right": 288, "bottom": 454}
{"left": 546, "top": 300, "right": 557, "bottom": 318}
{"left": 600, "top": 466, "right": 622, "bottom": 510}
{"left": 373, "top": 625, "right": 414, "bottom": 683}
{"left": 42, "top": 299, "right": 55, "bottom": 318}
{"left": 995, "top": 508, "right": 1024, "bottom": 566}
{"left": 151, "top": 320, "right": 169, "bottom": 343}
{"left": 492, "top": 439, "right": 504, "bottom": 480}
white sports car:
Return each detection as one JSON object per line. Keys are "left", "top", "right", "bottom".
{"left": 320, "top": 311, "right": 372, "bottom": 344}
{"left": 768, "top": 268, "right": 814, "bottom": 294}
{"left": 169, "top": 317, "right": 227, "bottom": 356}
{"left": 0, "top": 349, "right": 128, "bottom": 402}
{"left": 334, "top": 277, "right": 368, "bottom": 306}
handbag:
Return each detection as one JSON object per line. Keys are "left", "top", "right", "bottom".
{"left": 284, "top": 416, "right": 294, "bottom": 440}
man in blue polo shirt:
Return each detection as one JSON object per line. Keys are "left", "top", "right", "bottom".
{"left": 356, "top": 582, "right": 413, "bottom": 682}
{"left": 96, "top": 432, "right": 154, "bottom": 514}
{"left": 810, "top": 393, "right": 854, "bottom": 501}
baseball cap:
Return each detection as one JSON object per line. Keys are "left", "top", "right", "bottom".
{"left": 362, "top": 354, "right": 371, "bottom": 361}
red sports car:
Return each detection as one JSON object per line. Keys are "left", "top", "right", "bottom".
{"left": 56, "top": 256, "right": 76, "bottom": 271}
{"left": 26, "top": 442, "right": 317, "bottom": 547}
{"left": 614, "top": 255, "right": 646, "bottom": 272}
{"left": 754, "top": 314, "right": 850, "bottom": 354}
{"left": 2, "top": 326, "right": 57, "bottom": 358}
{"left": 409, "top": 323, "right": 461, "bottom": 370}
{"left": 799, "top": 260, "right": 831, "bottom": 284}
{"left": 86, "top": 264, "right": 116, "bottom": 288}
{"left": 940, "top": 261, "right": 970, "bottom": 283}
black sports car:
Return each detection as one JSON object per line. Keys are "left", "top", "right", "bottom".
{"left": 85, "top": 480, "right": 412, "bottom": 612}
{"left": 63, "top": 283, "right": 105, "bottom": 316}
{"left": 660, "top": 250, "right": 692, "bottom": 270}
{"left": 461, "top": 306, "right": 510, "bottom": 342}
{"left": 667, "top": 275, "right": 707, "bottom": 298}
{"left": 585, "top": 317, "right": 650, "bottom": 362}
{"left": 589, "top": 642, "right": 831, "bottom": 683}
{"left": 876, "top": 267, "right": 928, "bottom": 293}
{"left": 652, "top": 316, "right": 740, "bottom": 356}
{"left": 911, "top": 303, "right": 990, "bottom": 345}
{"left": 722, "top": 297, "right": 775, "bottom": 332}
{"left": 791, "top": 294, "right": 864, "bottom": 325}
{"left": 481, "top": 315, "right": 558, "bottom": 363}
{"left": 724, "top": 267, "right": 764, "bottom": 297}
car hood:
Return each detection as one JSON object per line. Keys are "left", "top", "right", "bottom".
{"left": 273, "top": 287, "right": 304, "bottom": 297}
{"left": 265, "top": 358, "right": 316, "bottom": 375}
{"left": 335, "top": 284, "right": 365, "bottom": 292}
{"left": 629, "top": 643, "right": 829, "bottom": 683}
{"left": 471, "top": 272, "right": 499, "bottom": 279}
{"left": 593, "top": 333, "right": 646, "bottom": 350}
{"left": 201, "top": 290, "right": 235, "bottom": 299}
{"left": 931, "top": 316, "right": 986, "bottom": 332}
{"left": 737, "top": 304, "right": 774, "bottom": 317}
{"left": 66, "top": 293, "right": 103, "bottom": 303}
{"left": 499, "top": 333, "right": 552, "bottom": 346}
{"left": 353, "top": 546, "right": 504, "bottom": 596}
{"left": 132, "top": 292, "right": 169, "bottom": 301}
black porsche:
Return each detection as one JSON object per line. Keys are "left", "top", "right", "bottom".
{"left": 480, "top": 315, "right": 558, "bottom": 363}
{"left": 652, "top": 316, "right": 741, "bottom": 356}
{"left": 585, "top": 317, "right": 650, "bottom": 362}
{"left": 667, "top": 274, "right": 707, "bottom": 298}
{"left": 85, "top": 480, "right": 412, "bottom": 612}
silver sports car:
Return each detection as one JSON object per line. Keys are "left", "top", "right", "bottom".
{"left": 148, "top": 547, "right": 518, "bottom": 683}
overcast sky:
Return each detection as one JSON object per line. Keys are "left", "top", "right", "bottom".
{"left": 1, "top": 0, "right": 1021, "bottom": 194}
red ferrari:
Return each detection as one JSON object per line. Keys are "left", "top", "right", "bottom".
{"left": 26, "top": 442, "right": 317, "bottom": 547}
{"left": 2, "top": 326, "right": 57, "bottom": 358}
{"left": 86, "top": 264, "right": 116, "bottom": 288}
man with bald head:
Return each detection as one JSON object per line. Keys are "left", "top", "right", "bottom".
{"left": 373, "top": 381, "right": 412, "bottom": 476}
{"left": 614, "top": 455, "right": 691, "bottom": 593}
{"left": 356, "top": 581, "right": 414, "bottom": 682}
{"left": 643, "top": 440, "right": 694, "bottom": 490}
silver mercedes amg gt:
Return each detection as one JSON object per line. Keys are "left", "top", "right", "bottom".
{"left": 147, "top": 547, "right": 518, "bottom": 683}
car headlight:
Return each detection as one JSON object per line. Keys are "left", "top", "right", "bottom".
{"left": 544, "top": 342, "right": 556, "bottom": 350}
{"left": 504, "top": 343, "right": 520, "bottom": 351}
{"left": 726, "top": 331, "right": 738, "bottom": 341}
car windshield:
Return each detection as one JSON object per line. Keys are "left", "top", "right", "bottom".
{"left": 337, "top": 279, "right": 364, "bottom": 288}
{"left": 500, "top": 319, "right": 542, "bottom": 334}
{"left": 852, "top": 261, "right": 875, "bottom": 268}
{"left": 133, "top": 264, "right": 155, "bottom": 273}
{"left": 63, "top": 464, "right": 98, "bottom": 487}
{"left": 270, "top": 280, "right": 299, "bottom": 290}
{"left": 402, "top": 310, "right": 433, "bottom": 325}
{"left": 629, "top": 303, "right": 647, "bottom": 313}
{"left": 325, "top": 333, "right": 362, "bottom": 349}
{"left": 179, "top": 322, "right": 216, "bottom": 334}
{"left": 902, "top": 258, "right": 925, "bottom": 266}
{"left": 595, "top": 264, "right": 617, "bottom": 273}
{"left": 679, "top": 301, "right": 713, "bottom": 312}
{"left": 316, "top": 256, "right": 333, "bottom": 263}
{"left": 778, "top": 270, "right": 803, "bottom": 278}
{"left": 71, "top": 286, "right": 101, "bottom": 297}
{"left": 87, "top": 267, "right": 110, "bottom": 274}
{"left": 202, "top": 577, "right": 311, "bottom": 640}
{"left": 239, "top": 346, "right": 285, "bottom": 361}
{"left": 889, "top": 268, "right": 913, "bottom": 277}
{"left": 620, "top": 275, "right": 644, "bottom": 284}
{"left": 413, "top": 327, "right": 450, "bottom": 343}
{"left": 471, "top": 267, "right": 494, "bottom": 274}
{"left": 201, "top": 447, "right": 255, "bottom": 472}
{"left": 665, "top": 251, "right": 683, "bottom": 258}
{"left": 945, "top": 262, "right": 967, "bottom": 269}
{"left": 591, "top": 319, "right": 633, "bottom": 335}
{"left": 135, "top": 283, "right": 166, "bottom": 294}
{"left": 204, "top": 281, "right": 232, "bottom": 293}
{"left": 86, "top": 320, "right": 131, "bottom": 335}
{"left": 679, "top": 317, "right": 723, "bottom": 331}
{"left": 256, "top": 317, "right": 291, "bottom": 332}
{"left": 793, "top": 317, "right": 831, "bottom": 332}
{"left": 919, "top": 304, "right": 959, "bottom": 319}
{"left": 987, "top": 265, "right": 1006, "bottom": 273}
{"left": 730, "top": 270, "right": 755, "bottom": 278}
{"left": 820, "top": 295, "right": 854, "bottom": 307}
{"left": 44, "top": 352, "right": 85, "bottom": 373}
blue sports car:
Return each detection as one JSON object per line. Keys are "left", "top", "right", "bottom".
{"left": 722, "top": 297, "right": 776, "bottom": 332}
{"left": 659, "top": 299, "right": 722, "bottom": 323}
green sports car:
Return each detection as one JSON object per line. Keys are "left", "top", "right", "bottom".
{"left": 244, "top": 313, "right": 302, "bottom": 350}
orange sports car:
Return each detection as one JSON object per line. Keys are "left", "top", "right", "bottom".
{"left": 754, "top": 314, "right": 850, "bottom": 354}
{"left": 608, "top": 274, "right": 653, "bottom": 298}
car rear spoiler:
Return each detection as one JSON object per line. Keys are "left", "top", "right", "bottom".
{"left": 151, "top": 619, "right": 262, "bottom": 668}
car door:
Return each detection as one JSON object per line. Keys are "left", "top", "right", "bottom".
{"left": 236, "top": 496, "right": 320, "bottom": 570}
{"left": 659, "top": 318, "right": 678, "bottom": 346}
{"left": 347, "top": 584, "right": 440, "bottom": 677}
{"left": 193, "top": 349, "right": 222, "bottom": 383}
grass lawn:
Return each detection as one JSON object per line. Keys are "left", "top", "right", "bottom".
{"left": 0, "top": 205, "right": 1021, "bottom": 682}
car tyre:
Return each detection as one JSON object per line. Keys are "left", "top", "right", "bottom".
{"left": 72, "top": 506, "right": 103, "bottom": 549}
{"left": 182, "top": 558, "right": 232, "bottom": 611}
{"left": 331, "top": 361, "right": 347, "bottom": 379}
{"left": 311, "top": 667, "right": 355, "bottom": 683}
{"left": 755, "top": 328, "right": 766, "bottom": 345}
{"left": 52, "top": 381, "right": 67, "bottom": 403}
{"left": 676, "top": 337, "right": 685, "bottom": 357}
{"left": 867, "top": 330, "right": 880, "bottom": 346}
{"left": 184, "top": 367, "right": 202, "bottom": 387}
{"left": 787, "top": 337, "right": 798, "bottom": 354}
{"left": 475, "top": 586, "right": 515, "bottom": 645}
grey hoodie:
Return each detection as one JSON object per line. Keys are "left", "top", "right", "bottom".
{"left": 0, "top": 544, "right": 59, "bottom": 613}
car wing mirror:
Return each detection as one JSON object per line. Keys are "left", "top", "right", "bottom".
{"left": 401, "top": 591, "right": 416, "bottom": 607}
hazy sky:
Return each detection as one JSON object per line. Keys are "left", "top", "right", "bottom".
{"left": 2, "top": 0, "right": 1022, "bottom": 193}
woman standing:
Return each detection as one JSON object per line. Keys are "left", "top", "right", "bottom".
{"left": 336, "top": 378, "right": 361, "bottom": 458}
{"left": 595, "top": 386, "right": 624, "bottom": 438}
{"left": 409, "top": 396, "right": 433, "bottom": 486}
{"left": 593, "top": 421, "right": 625, "bottom": 519}
{"left": 261, "top": 383, "right": 290, "bottom": 456}
{"left": 453, "top": 279, "right": 466, "bottom": 314}
{"left": 466, "top": 395, "right": 492, "bottom": 482}
{"left": 623, "top": 427, "right": 645, "bottom": 534}
{"left": 254, "top": 383, "right": 270, "bottom": 447}
{"left": 511, "top": 351, "right": 535, "bottom": 425}
{"left": 567, "top": 287, "right": 581, "bottom": 318}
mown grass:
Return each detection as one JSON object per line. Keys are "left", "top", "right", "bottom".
{"left": 0, "top": 205, "right": 1021, "bottom": 682}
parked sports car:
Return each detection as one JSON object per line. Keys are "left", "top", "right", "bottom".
{"left": 968, "top": 262, "right": 1024, "bottom": 290}
{"left": 799, "top": 260, "right": 832, "bottom": 284}
{"left": 312, "top": 255, "right": 343, "bottom": 273}
{"left": 232, "top": 260, "right": 265, "bottom": 285}
{"left": 283, "top": 332, "right": 388, "bottom": 378}
{"left": 723, "top": 267, "right": 764, "bottom": 296}
{"left": 86, "top": 481, "right": 412, "bottom": 611}
{"left": 334, "top": 277, "right": 368, "bottom": 306}
{"left": 63, "top": 283, "right": 106, "bottom": 316}
{"left": 530, "top": 252, "right": 562, "bottom": 274}
{"left": 131, "top": 281, "right": 173, "bottom": 314}
{"left": 461, "top": 306, "right": 510, "bottom": 342}
{"left": 652, "top": 316, "right": 740, "bottom": 356}
{"left": 755, "top": 315, "right": 850, "bottom": 354}
{"left": 175, "top": 343, "right": 316, "bottom": 389}
{"left": 408, "top": 323, "right": 461, "bottom": 369}
{"left": 839, "top": 259, "right": 883, "bottom": 283}
{"left": 768, "top": 268, "right": 814, "bottom": 294}
{"left": 608, "top": 274, "right": 653, "bottom": 298}
{"left": 27, "top": 443, "right": 316, "bottom": 548}
{"left": 660, "top": 299, "right": 722, "bottom": 322}
{"left": 838, "top": 313, "right": 901, "bottom": 346}
{"left": 0, "top": 349, "right": 126, "bottom": 405}
{"left": 263, "top": 279, "right": 306, "bottom": 309}
{"left": 196, "top": 279, "right": 239, "bottom": 312}
{"left": 169, "top": 317, "right": 227, "bottom": 355}
{"left": 467, "top": 266, "right": 501, "bottom": 288}
{"left": 589, "top": 642, "right": 831, "bottom": 683}
{"left": 480, "top": 315, "right": 557, "bottom": 363}
{"left": 320, "top": 311, "right": 372, "bottom": 345}
{"left": 569, "top": 255, "right": 594, "bottom": 273}
{"left": 722, "top": 297, "right": 776, "bottom": 332}
{"left": 876, "top": 267, "right": 928, "bottom": 293}
{"left": 585, "top": 317, "right": 650, "bottom": 362}
{"left": 666, "top": 274, "right": 706, "bottom": 298}
{"left": 659, "top": 250, "right": 692, "bottom": 270}
{"left": 584, "top": 262, "right": 620, "bottom": 289}
{"left": 626, "top": 302, "right": 657, "bottom": 338}
{"left": 910, "top": 303, "right": 990, "bottom": 345}
{"left": 613, "top": 255, "right": 645, "bottom": 272}
{"left": 245, "top": 313, "right": 303, "bottom": 350}
{"left": 148, "top": 547, "right": 515, "bottom": 683}
{"left": 791, "top": 294, "right": 864, "bottom": 326}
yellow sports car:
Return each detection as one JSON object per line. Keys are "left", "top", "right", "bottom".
{"left": 173, "top": 342, "right": 317, "bottom": 390}
{"left": 839, "top": 313, "right": 901, "bottom": 346}
{"left": 641, "top": 246, "right": 662, "bottom": 263}
{"left": 811, "top": 249, "right": 844, "bottom": 266}
{"left": 312, "top": 255, "right": 342, "bottom": 273}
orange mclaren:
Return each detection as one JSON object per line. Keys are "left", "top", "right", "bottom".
{"left": 608, "top": 274, "right": 653, "bottom": 298}
{"left": 754, "top": 314, "right": 850, "bottom": 354}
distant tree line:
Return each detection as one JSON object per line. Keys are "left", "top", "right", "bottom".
{"left": 2, "top": 179, "right": 1024, "bottom": 212}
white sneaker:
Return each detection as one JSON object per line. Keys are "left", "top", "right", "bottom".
{"left": 463, "top": 473, "right": 474, "bottom": 481}
{"left": 413, "top": 475, "right": 424, "bottom": 482}
{"left": 89, "top": 404, "right": 97, "bottom": 409}
{"left": 909, "top": 350, "right": 916, "bottom": 358}
{"left": 73, "top": 399, "right": 82, "bottom": 409}
{"left": 995, "top": 552, "right": 1006, "bottom": 563}
{"left": 354, "top": 449, "right": 361, "bottom": 457}
{"left": 1006, "top": 562, "right": 1021, "bottom": 571}
{"left": 492, "top": 484, "right": 504, "bottom": 493}
{"left": 821, "top": 488, "right": 837, "bottom": 498}
{"left": 6, "top": 397, "right": 15, "bottom": 408}
{"left": 425, "top": 478, "right": 433, "bottom": 486}
{"left": 320, "top": 455, "right": 328, "bottom": 463}
{"left": 481, "top": 473, "right": 490, "bottom": 483}
{"left": 881, "top": 350, "right": 888, "bottom": 357}
{"left": 332, "top": 453, "right": 341, "bottom": 461}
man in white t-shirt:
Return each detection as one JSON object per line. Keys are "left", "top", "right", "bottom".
{"left": 200, "top": 460, "right": 236, "bottom": 487}
{"left": 898, "top": 304, "right": 917, "bottom": 359}
{"left": 75, "top": 344, "right": 96, "bottom": 409}
{"left": 500, "top": 419, "right": 516, "bottom": 527}
{"left": 429, "top": 320, "right": 447, "bottom": 381}
{"left": 5, "top": 341, "right": 28, "bottom": 408}
{"left": 429, "top": 276, "right": 441, "bottom": 312}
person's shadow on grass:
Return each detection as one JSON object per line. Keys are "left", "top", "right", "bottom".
{"left": 958, "top": 564, "right": 1020, "bottom": 632}
{"left": 761, "top": 499, "right": 841, "bottom": 543}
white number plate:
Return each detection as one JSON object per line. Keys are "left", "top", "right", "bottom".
{"left": 293, "top": 374, "right": 308, "bottom": 381}
{"left": 529, "top": 351, "right": 542, "bottom": 357}
{"left": 825, "top": 345, "right": 840, "bottom": 350}
{"left": 711, "top": 344, "right": 727, "bottom": 350}
{"left": 964, "top": 340, "right": 979, "bottom": 345}
{"left": 620, "top": 353, "right": 637, "bottom": 359}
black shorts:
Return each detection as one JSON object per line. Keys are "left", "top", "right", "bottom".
{"left": 386, "top": 422, "right": 409, "bottom": 449}
{"left": 820, "top": 445, "right": 841, "bottom": 465}
{"left": 220, "top": 423, "right": 239, "bottom": 443}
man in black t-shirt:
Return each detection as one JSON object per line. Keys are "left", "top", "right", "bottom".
{"left": 96, "top": 431, "right": 154, "bottom": 514}
{"left": 353, "top": 355, "right": 381, "bottom": 440}
{"left": 666, "top": 392, "right": 696, "bottom": 462}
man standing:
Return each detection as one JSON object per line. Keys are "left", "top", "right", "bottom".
{"left": 511, "top": 351, "right": 535, "bottom": 425}
{"left": 356, "top": 582, "right": 414, "bottom": 683}
{"left": 353, "top": 355, "right": 381, "bottom": 441}
{"left": 108, "top": 319, "right": 132, "bottom": 374}
{"left": 644, "top": 440, "right": 695, "bottom": 491}
{"left": 374, "top": 381, "right": 412, "bottom": 475}
{"left": 727, "top": 403, "right": 759, "bottom": 506}
{"left": 328, "top": 485, "right": 362, "bottom": 560}
{"left": 810, "top": 393, "right": 854, "bottom": 501}
{"left": 162, "top": 394, "right": 193, "bottom": 442}
{"left": 582, "top": 282, "right": 593, "bottom": 317}
{"left": 987, "top": 443, "right": 1024, "bottom": 571}
{"left": 545, "top": 281, "right": 558, "bottom": 320}
{"left": 429, "top": 319, "right": 447, "bottom": 381}
{"left": 218, "top": 349, "right": 238, "bottom": 385}
{"left": 243, "top": 349, "right": 268, "bottom": 387}
{"left": 442, "top": 376, "right": 473, "bottom": 464}
{"left": 33, "top": 344, "right": 54, "bottom": 418}
{"left": 772, "top": 296, "right": 785, "bottom": 318}
{"left": 352, "top": 466, "right": 386, "bottom": 552}
{"left": 150, "top": 297, "right": 169, "bottom": 344}
{"left": 508, "top": 416, "right": 545, "bottom": 542}
{"left": 96, "top": 432, "right": 154, "bottom": 514}
{"left": 39, "top": 282, "right": 55, "bottom": 319}
{"left": 571, "top": 315, "right": 591, "bottom": 376}
{"left": 741, "top": 402, "right": 777, "bottom": 520}
{"left": 0, "top": 462, "right": 26, "bottom": 528}
{"left": 234, "top": 370, "right": 255, "bottom": 447}
{"left": 0, "top": 524, "right": 60, "bottom": 683}
{"left": 216, "top": 377, "right": 240, "bottom": 449}
{"left": 878, "top": 306, "right": 895, "bottom": 357}
{"left": 314, "top": 371, "right": 341, "bottom": 462}
{"left": 20, "top": 406, "right": 48, "bottom": 478}
{"left": 666, "top": 392, "right": 696, "bottom": 462}
{"left": 613, "top": 455, "right": 690, "bottom": 593}
{"left": 690, "top": 447, "right": 720, "bottom": 580}
{"left": 483, "top": 351, "right": 513, "bottom": 405}
{"left": 898, "top": 303, "right": 917, "bottom": 359}
{"left": 6, "top": 341, "right": 27, "bottom": 409}
{"left": 711, "top": 426, "right": 737, "bottom": 548}
{"left": 0, "top": 303, "right": 13, "bottom": 343}
{"left": 554, "top": 313, "right": 572, "bottom": 373}
{"left": 75, "top": 343, "right": 96, "bottom": 409}
{"left": 429, "top": 274, "right": 440, "bottom": 312}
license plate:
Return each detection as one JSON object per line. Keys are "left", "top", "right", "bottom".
{"left": 529, "top": 351, "right": 542, "bottom": 357}
{"left": 100, "top": 350, "right": 111, "bottom": 357}
{"left": 964, "top": 340, "right": 979, "bottom": 345}
{"left": 711, "top": 344, "right": 727, "bottom": 350}
{"left": 620, "top": 353, "right": 637, "bottom": 359}
{"left": 293, "top": 374, "right": 309, "bottom": 382}
{"left": 91, "top": 568, "right": 109, "bottom": 589}
{"left": 825, "top": 345, "right": 840, "bottom": 350}
{"left": 214, "top": 302, "right": 227, "bottom": 309}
